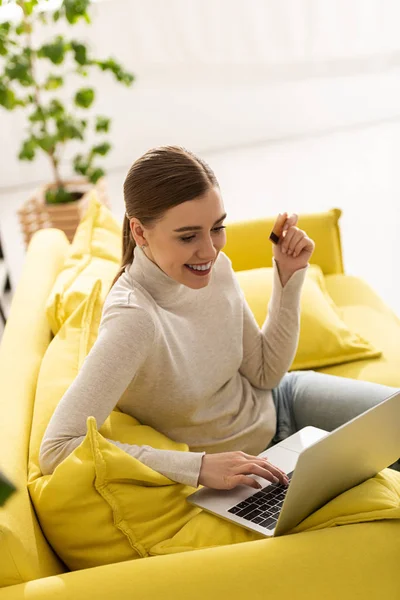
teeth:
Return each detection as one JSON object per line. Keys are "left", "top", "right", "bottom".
{"left": 187, "top": 261, "right": 212, "bottom": 271}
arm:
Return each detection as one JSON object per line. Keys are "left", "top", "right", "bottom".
{"left": 39, "top": 303, "right": 205, "bottom": 488}
{"left": 238, "top": 257, "right": 308, "bottom": 390}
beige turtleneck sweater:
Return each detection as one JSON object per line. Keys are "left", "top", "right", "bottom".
{"left": 40, "top": 245, "right": 308, "bottom": 488}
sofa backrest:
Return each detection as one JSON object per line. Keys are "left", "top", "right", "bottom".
{"left": 224, "top": 208, "right": 344, "bottom": 275}
{"left": 0, "top": 229, "right": 70, "bottom": 587}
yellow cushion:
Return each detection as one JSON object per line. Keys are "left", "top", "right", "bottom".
{"left": 45, "top": 190, "right": 121, "bottom": 335}
{"left": 235, "top": 264, "right": 382, "bottom": 370}
{"left": 315, "top": 274, "right": 400, "bottom": 386}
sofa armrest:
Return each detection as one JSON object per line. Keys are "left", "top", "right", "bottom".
{"left": 0, "top": 228, "right": 70, "bottom": 583}
{"left": 1, "top": 520, "right": 399, "bottom": 600}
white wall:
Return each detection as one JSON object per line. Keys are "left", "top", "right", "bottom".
{"left": 1, "top": 0, "right": 400, "bottom": 311}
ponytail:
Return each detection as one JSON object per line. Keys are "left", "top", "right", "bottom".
{"left": 109, "top": 214, "right": 136, "bottom": 290}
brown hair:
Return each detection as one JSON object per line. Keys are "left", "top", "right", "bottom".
{"left": 110, "top": 145, "right": 219, "bottom": 289}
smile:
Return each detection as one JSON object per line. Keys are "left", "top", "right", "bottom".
{"left": 184, "top": 261, "right": 213, "bottom": 275}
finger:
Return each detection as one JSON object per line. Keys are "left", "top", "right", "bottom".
{"left": 239, "top": 462, "right": 280, "bottom": 484}
{"left": 280, "top": 227, "right": 298, "bottom": 253}
{"left": 285, "top": 230, "right": 304, "bottom": 255}
{"left": 269, "top": 212, "right": 288, "bottom": 245}
{"left": 242, "top": 454, "right": 287, "bottom": 478}
{"left": 242, "top": 456, "right": 289, "bottom": 485}
{"left": 238, "top": 461, "right": 287, "bottom": 485}
{"left": 259, "top": 459, "right": 289, "bottom": 483}
{"left": 252, "top": 464, "right": 289, "bottom": 485}
{"left": 292, "top": 235, "right": 314, "bottom": 258}
{"left": 282, "top": 213, "right": 298, "bottom": 232}
{"left": 242, "top": 453, "right": 287, "bottom": 479}
{"left": 292, "top": 237, "right": 308, "bottom": 258}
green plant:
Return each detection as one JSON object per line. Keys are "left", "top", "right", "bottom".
{"left": 0, "top": 0, "right": 135, "bottom": 203}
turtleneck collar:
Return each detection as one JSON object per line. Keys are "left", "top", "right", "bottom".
{"left": 126, "top": 245, "right": 214, "bottom": 308}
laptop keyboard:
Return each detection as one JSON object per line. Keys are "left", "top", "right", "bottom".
{"left": 227, "top": 470, "right": 295, "bottom": 529}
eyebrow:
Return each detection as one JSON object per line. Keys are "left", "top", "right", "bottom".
{"left": 173, "top": 213, "right": 227, "bottom": 233}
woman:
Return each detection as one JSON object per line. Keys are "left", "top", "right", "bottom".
{"left": 39, "top": 145, "right": 400, "bottom": 491}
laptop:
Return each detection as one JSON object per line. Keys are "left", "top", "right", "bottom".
{"left": 187, "top": 388, "right": 400, "bottom": 537}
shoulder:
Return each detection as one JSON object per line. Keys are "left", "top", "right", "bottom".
{"left": 99, "top": 275, "right": 155, "bottom": 341}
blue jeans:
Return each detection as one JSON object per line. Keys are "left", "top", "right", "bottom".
{"left": 267, "top": 370, "right": 400, "bottom": 471}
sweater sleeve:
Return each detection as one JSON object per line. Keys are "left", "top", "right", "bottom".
{"left": 39, "top": 301, "right": 205, "bottom": 489}
{"left": 238, "top": 257, "right": 308, "bottom": 390}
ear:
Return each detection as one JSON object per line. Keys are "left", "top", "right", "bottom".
{"left": 130, "top": 218, "right": 146, "bottom": 246}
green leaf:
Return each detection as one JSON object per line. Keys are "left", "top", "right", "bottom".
{"left": 43, "top": 75, "right": 63, "bottom": 90}
{"left": 55, "top": 115, "right": 85, "bottom": 141}
{"left": 34, "top": 134, "right": 56, "bottom": 153}
{"left": 88, "top": 167, "right": 105, "bottom": 184}
{"left": 63, "top": 0, "right": 91, "bottom": 25}
{"left": 37, "top": 36, "right": 66, "bottom": 65}
{"left": 0, "top": 82, "right": 17, "bottom": 110}
{"left": 92, "top": 142, "right": 111, "bottom": 156}
{"left": 28, "top": 106, "right": 45, "bottom": 122}
{"left": 70, "top": 41, "right": 89, "bottom": 66}
{"left": 0, "top": 22, "right": 10, "bottom": 34}
{"left": 0, "top": 22, "right": 11, "bottom": 55}
{"left": 45, "top": 187, "right": 74, "bottom": 204}
{"left": 73, "top": 153, "right": 89, "bottom": 175}
{"left": 24, "top": 0, "right": 39, "bottom": 16}
{"left": 94, "top": 57, "right": 135, "bottom": 86}
{"left": 95, "top": 115, "right": 110, "bottom": 133}
{"left": 15, "top": 23, "right": 26, "bottom": 35}
{"left": 74, "top": 87, "right": 94, "bottom": 108}
{"left": 53, "top": 9, "right": 61, "bottom": 22}
{"left": 48, "top": 98, "right": 65, "bottom": 119}
{"left": 117, "top": 69, "right": 135, "bottom": 86}
{"left": 5, "top": 54, "right": 34, "bottom": 86}
{"left": 18, "top": 137, "right": 37, "bottom": 161}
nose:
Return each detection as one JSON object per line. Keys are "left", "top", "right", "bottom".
{"left": 197, "top": 237, "right": 218, "bottom": 261}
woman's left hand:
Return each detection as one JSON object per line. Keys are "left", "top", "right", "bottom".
{"left": 272, "top": 212, "right": 315, "bottom": 271}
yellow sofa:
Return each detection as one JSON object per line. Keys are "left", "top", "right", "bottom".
{"left": 1, "top": 208, "right": 400, "bottom": 599}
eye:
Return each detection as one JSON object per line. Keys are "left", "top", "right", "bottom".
{"left": 180, "top": 226, "right": 226, "bottom": 243}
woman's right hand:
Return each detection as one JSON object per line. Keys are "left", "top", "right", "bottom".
{"left": 198, "top": 451, "right": 289, "bottom": 490}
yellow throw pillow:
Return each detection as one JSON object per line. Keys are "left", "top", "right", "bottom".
{"left": 45, "top": 189, "right": 121, "bottom": 335}
{"left": 28, "top": 279, "right": 103, "bottom": 483}
{"left": 28, "top": 413, "right": 213, "bottom": 571}
{"left": 235, "top": 265, "right": 382, "bottom": 371}
{"left": 28, "top": 283, "right": 400, "bottom": 570}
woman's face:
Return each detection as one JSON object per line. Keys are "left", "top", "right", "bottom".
{"left": 130, "top": 187, "right": 227, "bottom": 289}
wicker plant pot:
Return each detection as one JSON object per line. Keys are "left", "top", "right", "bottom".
{"left": 17, "top": 177, "right": 110, "bottom": 247}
